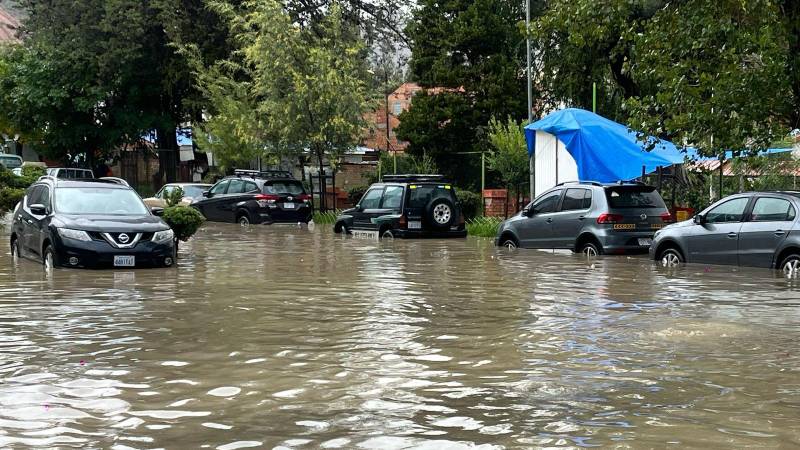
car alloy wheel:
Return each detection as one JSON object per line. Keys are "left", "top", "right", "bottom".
{"left": 43, "top": 246, "right": 55, "bottom": 273}
{"left": 501, "top": 239, "right": 517, "bottom": 250}
{"left": 382, "top": 229, "right": 394, "bottom": 239}
{"left": 432, "top": 203, "right": 452, "bottom": 225}
{"left": 238, "top": 215, "right": 250, "bottom": 226}
{"left": 581, "top": 243, "right": 599, "bottom": 258}
{"left": 782, "top": 256, "right": 800, "bottom": 278}
{"left": 659, "top": 249, "right": 683, "bottom": 268}
{"left": 10, "top": 238, "right": 19, "bottom": 264}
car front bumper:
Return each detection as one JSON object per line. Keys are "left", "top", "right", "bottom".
{"left": 55, "top": 238, "right": 175, "bottom": 269}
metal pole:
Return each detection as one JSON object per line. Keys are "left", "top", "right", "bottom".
{"left": 526, "top": 0, "right": 534, "bottom": 201}
{"left": 592, "top": 82, "right": 597, "bottom": 113}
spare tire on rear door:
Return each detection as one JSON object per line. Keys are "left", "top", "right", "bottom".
{"left": 426, "top": 197, "right": 455, "bottom": 229}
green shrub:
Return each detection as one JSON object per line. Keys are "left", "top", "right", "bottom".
{"left": 456, "top": 190, "right": 482, "bottom": 219}
{"left": 466, "top": 216, "right": 503, "bottom": 238}
{"left": 164, "top": 186, "right": 184, "bottom": 207}
{"left": 0, "top": 187, "right": 25, "bottom": 213}
{"left": 162, "top": 205, "right": 206, "bottom": 241}
{"left": 313, "top": 210, "right": 340, "bottom": 224}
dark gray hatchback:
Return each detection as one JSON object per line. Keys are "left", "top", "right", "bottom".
{"left": 650, "top": 191, "right": 800, "bottom": 275}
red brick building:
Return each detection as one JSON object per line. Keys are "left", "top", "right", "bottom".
{"left": 362, "top": 82, "right": 423, "bottom": 153}
{"left": 0, "top": 7, "right": 19, "bottom": 43}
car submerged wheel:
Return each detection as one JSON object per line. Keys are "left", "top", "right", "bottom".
{"left": 501, "top": 239, "right": 517, "bottom": 250}
{"left": 381, "top": 229, "right": 394, "bottom": 239}
{"left": 10, "top": 238, "right": 20, "bottom": 264}
{"left": 580, "top": 241, "right": 602, "bottom": 257}
{"left": 780, "top": 254, "right": 800, "bottom": 278}
{"left": 43, "top": 245, "right": 56, "bottom": 272}
{"left": 238, "top": 214, "right": 250, "bottom": 226}
{"left": 659, "top": 248, "right": 684, "bottom": 268}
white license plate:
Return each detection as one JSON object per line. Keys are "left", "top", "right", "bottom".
{"left": 114, "top": 255, "right": 135, "bottom": 267}
{"left": 638, "top": 238, "right": 653, "bottom": 246}
{"left": 283, "top": 202, "right": 295, "bottom": 209}
{"left": 408, "top": 221, "right": 422, "bottom": 229}
{"left": 352, "top": 230, "right": 379, "bottom": 240}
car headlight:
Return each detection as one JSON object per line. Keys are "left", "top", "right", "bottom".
{"left": 152, "top": 229, "right": 174, "bottom": 244}
{"left": 57, "top": 228, "right": 91, "bottom": 242}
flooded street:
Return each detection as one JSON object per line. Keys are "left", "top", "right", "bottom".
{"left": 1, "top": 221, "right": 799, "bottom": 449}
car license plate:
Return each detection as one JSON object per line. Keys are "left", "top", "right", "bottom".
{"left": 352, "top": 230, "right": 379, "bottom": 240}
{"left": 114, "top": 255, "right": 135, "bottom": 267}
{"left": 408, "top": 220, "right": 422, "bottom": 229}
{"left": 638, "top": 238, "right": 653, "bottom": 246}
{"left": 284, "top": 202, "right": 295, "bottom": 209}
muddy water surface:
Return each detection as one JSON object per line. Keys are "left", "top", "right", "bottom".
{"left": 1, "top": 222, "right": 799, "bottom": 449}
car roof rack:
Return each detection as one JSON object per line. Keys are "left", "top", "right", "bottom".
{"left": 233, "top": 169, "right": 294, "bottom": 179}
{"left": 381, "top": 174, "right": 449, "bottom": 183}
{"left": 555, "top": 180, "right": 603, "bottom": 187}
{"left": 37, "top": 175, "right": 57, "bottom": 183}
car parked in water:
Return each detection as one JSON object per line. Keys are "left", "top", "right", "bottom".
{"left": 192, "top": 170, "right": 312, "bottom": 225}
{"left": 9, "top": 178, "right": 175, "bottom": 270}
{"left": 143, "top": 183, "right": 212, "bottom": 208}
{"left": 650, "top": 191, "right": 800, "bottom": 275}
{"left": 334, "top": 174, "right": 467, "bottom": 239}
{"left": 496, "top": 181, "right": 673, "bottom": 254}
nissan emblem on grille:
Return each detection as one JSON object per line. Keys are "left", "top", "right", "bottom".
{"left": 640, "top": 214, "right": 647, "bottom": 221}
{"left": 118, "top": 233, "right": 130, "bottom": 244}
{"left": 288, "top": 196, "right": 293, "bottom": 201}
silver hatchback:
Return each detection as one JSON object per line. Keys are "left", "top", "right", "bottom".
{"left": 650, "top": 191, "right": 800, "bottom": 274}
{"left": 497, "top": 182, "right": 673, "bottom": 255}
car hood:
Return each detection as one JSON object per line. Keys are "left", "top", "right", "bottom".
{"left": 53, "top": 214, "right": 169, "bottom": 232}
{"left": 662, "top": 218, "right": 695, "bottom": 231}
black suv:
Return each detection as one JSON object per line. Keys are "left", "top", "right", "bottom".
{"left": 193, "top": 170, "right": 312, "bottom": 225}
{"left": 10, "top": 178, "right": 175, "bottom": 270}
{"left": 334, "top": 174, "right": 467, "bottom": 238}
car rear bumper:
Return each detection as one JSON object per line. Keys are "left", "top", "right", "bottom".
{"left": 597, "top": 231, "right": 656, "bottom": 254}
{"left": 55, "top": 238, "right": 175, "bottom": 269}
{"left": 392, "top": 228, "right": 467, "bottom": 239}
{"left": 257, "top": 207, "right": 312, "bottom": 224}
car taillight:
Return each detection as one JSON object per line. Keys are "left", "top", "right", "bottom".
{"left": 597, "top": 213, "right": 624, "bottom": 224}
{"left": 660, "top": 212, "right": 676, "bottom": 223}
{"left": 255, "top": 194, "right": 280, "bottom": 208}
{"left": 297, "top": 194, "right": 311, "bottom": 203}
{"left": 398, "top": 214, "right": 407, "bottom": 229}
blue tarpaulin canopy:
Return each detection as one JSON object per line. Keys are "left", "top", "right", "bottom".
{"left": 524, "top": 108, "right": 686, "bottom": 184}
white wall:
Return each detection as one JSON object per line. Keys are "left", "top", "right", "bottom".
{"left": 534, "top": 131, "right": 578, "bottom": 197}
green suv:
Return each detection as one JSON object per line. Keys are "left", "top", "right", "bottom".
{"left": 334, "top": 175, "right": 467, "bottom": 239}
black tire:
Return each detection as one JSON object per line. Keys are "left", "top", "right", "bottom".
{"left": 334, "top": 221, "right": 348, "bottom": 234}
{"left": 43, "top": 245, "right": 57, "bottom": 271}
{"left": 380, "top": 228, "right": 394, "bottom": 239}
{"left": 237, "top": 213, "right": 251, "bottom": 226}
{"left": 579, "top": 241, "right": 603, "bottom": 257}
{"left": 658, "top": 247, "right": 684, "bottom": 267}
{"left": 779, "top": 253, "right": 800, "bottom": 277}
{"left": 425, "top": 197, "right": 456, "bottom": 229}
{"left": 499, "top": 235, "right": 518, "bottom": 250}
{"left": 10, "top": 237, "right": 20, "bottom": 262}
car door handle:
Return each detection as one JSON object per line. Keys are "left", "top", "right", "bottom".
{"left": 727, "top": 232, "right": 738, "bottom": 238}
{"left": 546, "top": 218, "right": 553, "bottom": 223}
{"left": 578, "top": 216, "right": 585, "bottom": 220}
{"left": 774, "top": 230, "right": 785, "bottom": 237}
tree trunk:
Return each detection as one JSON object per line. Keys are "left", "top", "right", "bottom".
{"left": 156, "top": 125, "right": 178, "bottom": 185}
{"left": 317, "top": 147, "right": 326, "bottom": 212}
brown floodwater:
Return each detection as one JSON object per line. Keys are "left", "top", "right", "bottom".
{"left": 1, "top": 220, "right": 799, "bottom": 449}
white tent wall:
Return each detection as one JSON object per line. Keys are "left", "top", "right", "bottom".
{"left": 534, "top": 131, "right": 579, "bottom": 197}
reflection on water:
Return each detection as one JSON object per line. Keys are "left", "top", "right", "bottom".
{"left": 1, "top": 221, "right": 799, "bottom": 448}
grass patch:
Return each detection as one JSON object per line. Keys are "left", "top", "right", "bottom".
{"left": 313, "top": 210, "right": 340, "bottom": 224}
{"left": 466, "top": 216, "right": 503, "bottom": 238}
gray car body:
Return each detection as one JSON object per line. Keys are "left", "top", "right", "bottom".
{"left": 650, "top": 191, "right": 800, "bottom": 269}
{"left": 496, "top": 183, "right": 669, "bottom": 253}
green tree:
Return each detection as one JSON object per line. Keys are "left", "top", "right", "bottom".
{"left": 396, "top": 0, "right": 529, "bottom": 188}
{"left": 192, "top": 1, "right": 372, "bottom": 190}
{"left": 486, "top": 116, "right": 529, "bottom": 197}
{"left": 625, "top": 0, "right": 790, "bottom": 159}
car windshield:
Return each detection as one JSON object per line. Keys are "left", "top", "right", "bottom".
{"left": 55, "top": 187, "right": 149, "bottom": 215}
{"left": 0, "top": 155, "right": 22, "bottom": 169}
{"left": 263, "top": 181, "right": 304, "bottom": 195}
{"left": 605, "top": 187, "right": 666, "bottom": 208}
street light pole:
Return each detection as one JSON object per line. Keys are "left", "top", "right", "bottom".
{"left": 526, "top": 0, "right": 534, "bottom": 201}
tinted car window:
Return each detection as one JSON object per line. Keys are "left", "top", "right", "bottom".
{"left": 605, "top": 187, "right": 666, "bottom": 208}
{"left": 55, "top": 187, "right": 149, "bottom": 215}
{"left": 210, "top": 180, "right": 229, "bottom": 195}
{"left": 533, "top": 190, "right": 562, "bottom": 214}
{"left": 244, "top": 181, "right": 259, "bottom": 193}
{"left": 751, "top": 197, "right": 796, "bottom": 222}
{"left": 408, "top": 185, "right": 454, "bottom": 208}
{"left": 227, "top": 179, "right": 246, "bottom": 194}
{"left": 360, "top": 188, "right": 383, "bottom": 209}
{"left": 583, "top": 190, "right": 593, "bottom": 209}
{"left": 264, "top": 181, "right": 304, "bottom": 195}
{"left": 382, "top": 186, "right": 404, "bottom": 210}
{"left": 706, "top": 197, "right": 749, "bottom": 223}
{"left": 182, "top": 185, "right": 209, "bottom": 199}
{"left": 561, "top": 189, "right": 589, "bottom": 211}
{"left": 26, "top": 185, "right": 44, "bottom": 207}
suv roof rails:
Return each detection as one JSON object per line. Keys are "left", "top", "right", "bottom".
{"left": 555, "top": 180, "right": 603, "bottom": 187}
{"left": 381, "top": 174, "right": 448, "bottom": 183}
{"left": 37, "top": 175, "right": 57, "bottom": 182}
{"left": 233, "top": 169, "right": 294, "bottom": 179}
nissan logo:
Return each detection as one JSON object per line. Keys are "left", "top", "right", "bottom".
{"left": 640, "top": 213, "right": 647, "bottom": 221}
{"left": 118, "top": 233, "right": 130, "bottom": 244}
{"left": 288, "top": 196, "right": 293, "bottom": 201}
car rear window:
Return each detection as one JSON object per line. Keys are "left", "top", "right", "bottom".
{"left": 407, "top": 184, "right": 455, "bottom": 208}
{"left": 263, "top": 181, "right": 305, "bottom": 195}
{"left": 605, "top": 186, "right": 666, "bottom": 208}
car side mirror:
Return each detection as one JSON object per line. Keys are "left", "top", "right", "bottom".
{"left": 29, "top": 203, "right": 47, "bottom": 216}
{"left": 202, "top": 191, "right": 211, "bottom": 198}
{"left": 356, "top": 204, "right": 364, "bottom": 212}
{"left": 151, "top": 207, "right": 165, "bottom": 217}
{"left": 693, "top": 214, "right": 706, "bottom": 225}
